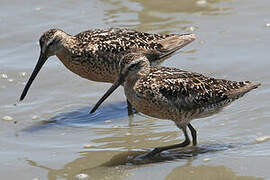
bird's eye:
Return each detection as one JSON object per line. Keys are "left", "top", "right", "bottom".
{"left": 128, "top": 62, "right": 142, "bottom": 71}
{"left": 47, "top": 39, "right": 55, "bottom": 46}
{"left": 128, "top": 63, "right": 137, "bottom": 69}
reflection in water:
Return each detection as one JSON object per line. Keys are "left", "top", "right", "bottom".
{"left": 27, "top": 143, "right": 235, "bottom": 180}
{"left": 131, "top": 0, "right": 233, "bottom": 15}
{"left": 101, "top": 143, "right": 234, "bottom": 165}
{"left": 166, "top": 164, "right": 263, "bottom": 180}
{"left": 102, "top": 0, "right": 233, "bottom": 32}
{"left": 27, "top": 151, "right": 130, "bottom": 180}
{"left": 22, "top": 101, "right": 130, "bottom": 132}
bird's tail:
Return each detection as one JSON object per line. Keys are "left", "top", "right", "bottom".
{"left": 146, "top": 33, "right": 196, "bottom": 66}
{"left": 158, "top": 33, "right": 196, "bottom": 59}
{"left": 227, "top": 81, "right": 261, "bottom": 99}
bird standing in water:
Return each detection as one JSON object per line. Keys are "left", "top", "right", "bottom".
{"left": 19, "top": 28, "right": 195, "bottom": 115}
{"left": 90, "top": 53, "right": 260, "bottom": 157}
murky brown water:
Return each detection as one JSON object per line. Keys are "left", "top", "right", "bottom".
{"left": 1, "top": 0, "right": 270, "bottom": 179}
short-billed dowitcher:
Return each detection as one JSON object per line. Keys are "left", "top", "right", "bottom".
{"left": 19, "top": 28, "right": 195, "bottom": 114}
{"left": 90, "top": 53, "right": 260, "bottom": 157}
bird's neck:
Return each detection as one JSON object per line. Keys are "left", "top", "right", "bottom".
{"left": 55, "top": 36, "right": 80, "bottom": 63}
{"left": 138, "top": 66, "right": 151, "bottom": 77}
{"left": 59, "top": 35, "right": 78, "bottom": 54}
{"left": 55, "top": 35, "right": 84, "bottom": 74}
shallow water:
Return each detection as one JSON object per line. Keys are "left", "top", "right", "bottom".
{"left": 1, "top": 0, "right": 270, "bottom": 179}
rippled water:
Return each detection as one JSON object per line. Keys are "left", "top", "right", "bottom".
{"left": 1, "top": 0, "right": 270, "bottom": 179}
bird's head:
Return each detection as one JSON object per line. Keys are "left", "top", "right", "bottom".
{"left": 39, "top": 29, "right": 66, "bottom": 58}
{"left": 90, "top": 53, "right": 150, "bottom": 114}
{"left": 119, "top": 53, "right": 150, "bottom": 81}
{"left": 19, "top": 29, "right": 68, "bottom": 101}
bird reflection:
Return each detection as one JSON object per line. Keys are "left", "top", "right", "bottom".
{"left": 27, "top": 143, "right": 234, "bottom": 180}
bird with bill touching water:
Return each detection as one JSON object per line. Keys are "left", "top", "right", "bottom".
{"left": 19, "top": 28, "right": 196, "bottom": 115}
{"left": 90, "top": 53, "right": 260, "bottom": 158}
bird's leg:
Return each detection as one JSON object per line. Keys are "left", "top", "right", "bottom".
{"left": 145, "top": 126, "right": 190, "bottom": 158}
{"left": 127, "top": 99, "right": 133, "bottom": 116}
{"left": 188, "top": 123, "right": 197, "bottom": 146}
{"left": 127, "top": 99, "right": 137, "bottom": 116}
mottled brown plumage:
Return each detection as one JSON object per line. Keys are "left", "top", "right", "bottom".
{"left": 91, "top": 53, "right": 261, "bottom": 157}
{"left": 20, "top": 28, "right": 195, "bottom": 113}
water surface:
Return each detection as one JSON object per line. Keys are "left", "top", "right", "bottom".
{"left": 0, "top": 0, "right": 270, "bottom": 179}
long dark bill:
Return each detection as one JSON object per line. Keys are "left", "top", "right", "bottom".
{"left": 20, "top": 52, "right": 47, "bottom": 101}
{"left": 90, "top": 75, "right": 125, "bottom": 114}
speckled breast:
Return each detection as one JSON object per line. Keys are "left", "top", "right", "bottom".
{"left": 56, "top": 51, "right": 120, "bottom": 83}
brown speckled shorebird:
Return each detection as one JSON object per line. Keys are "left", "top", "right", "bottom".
{"left": 19, "top": 28, "right": 195, "bottom": 114}
{"left": 90, "top": 53, "right": 261, "bottom": 157}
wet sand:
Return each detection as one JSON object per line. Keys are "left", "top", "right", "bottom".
{"left": 1, "top": 0, "right": 270, "bottom": 179}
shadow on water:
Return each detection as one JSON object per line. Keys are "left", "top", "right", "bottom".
{"left": 26, "top": 143, "right": 246, "bottom": 180}
{"left": 22, "top": 101, "right": 130, "bottom": 132}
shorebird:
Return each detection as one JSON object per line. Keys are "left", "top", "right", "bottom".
{"left": 90, "top": 53, "right": 260, "bottom": 157}
{"left": 19, "top": 28, "right": 195, "bottom": 114}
